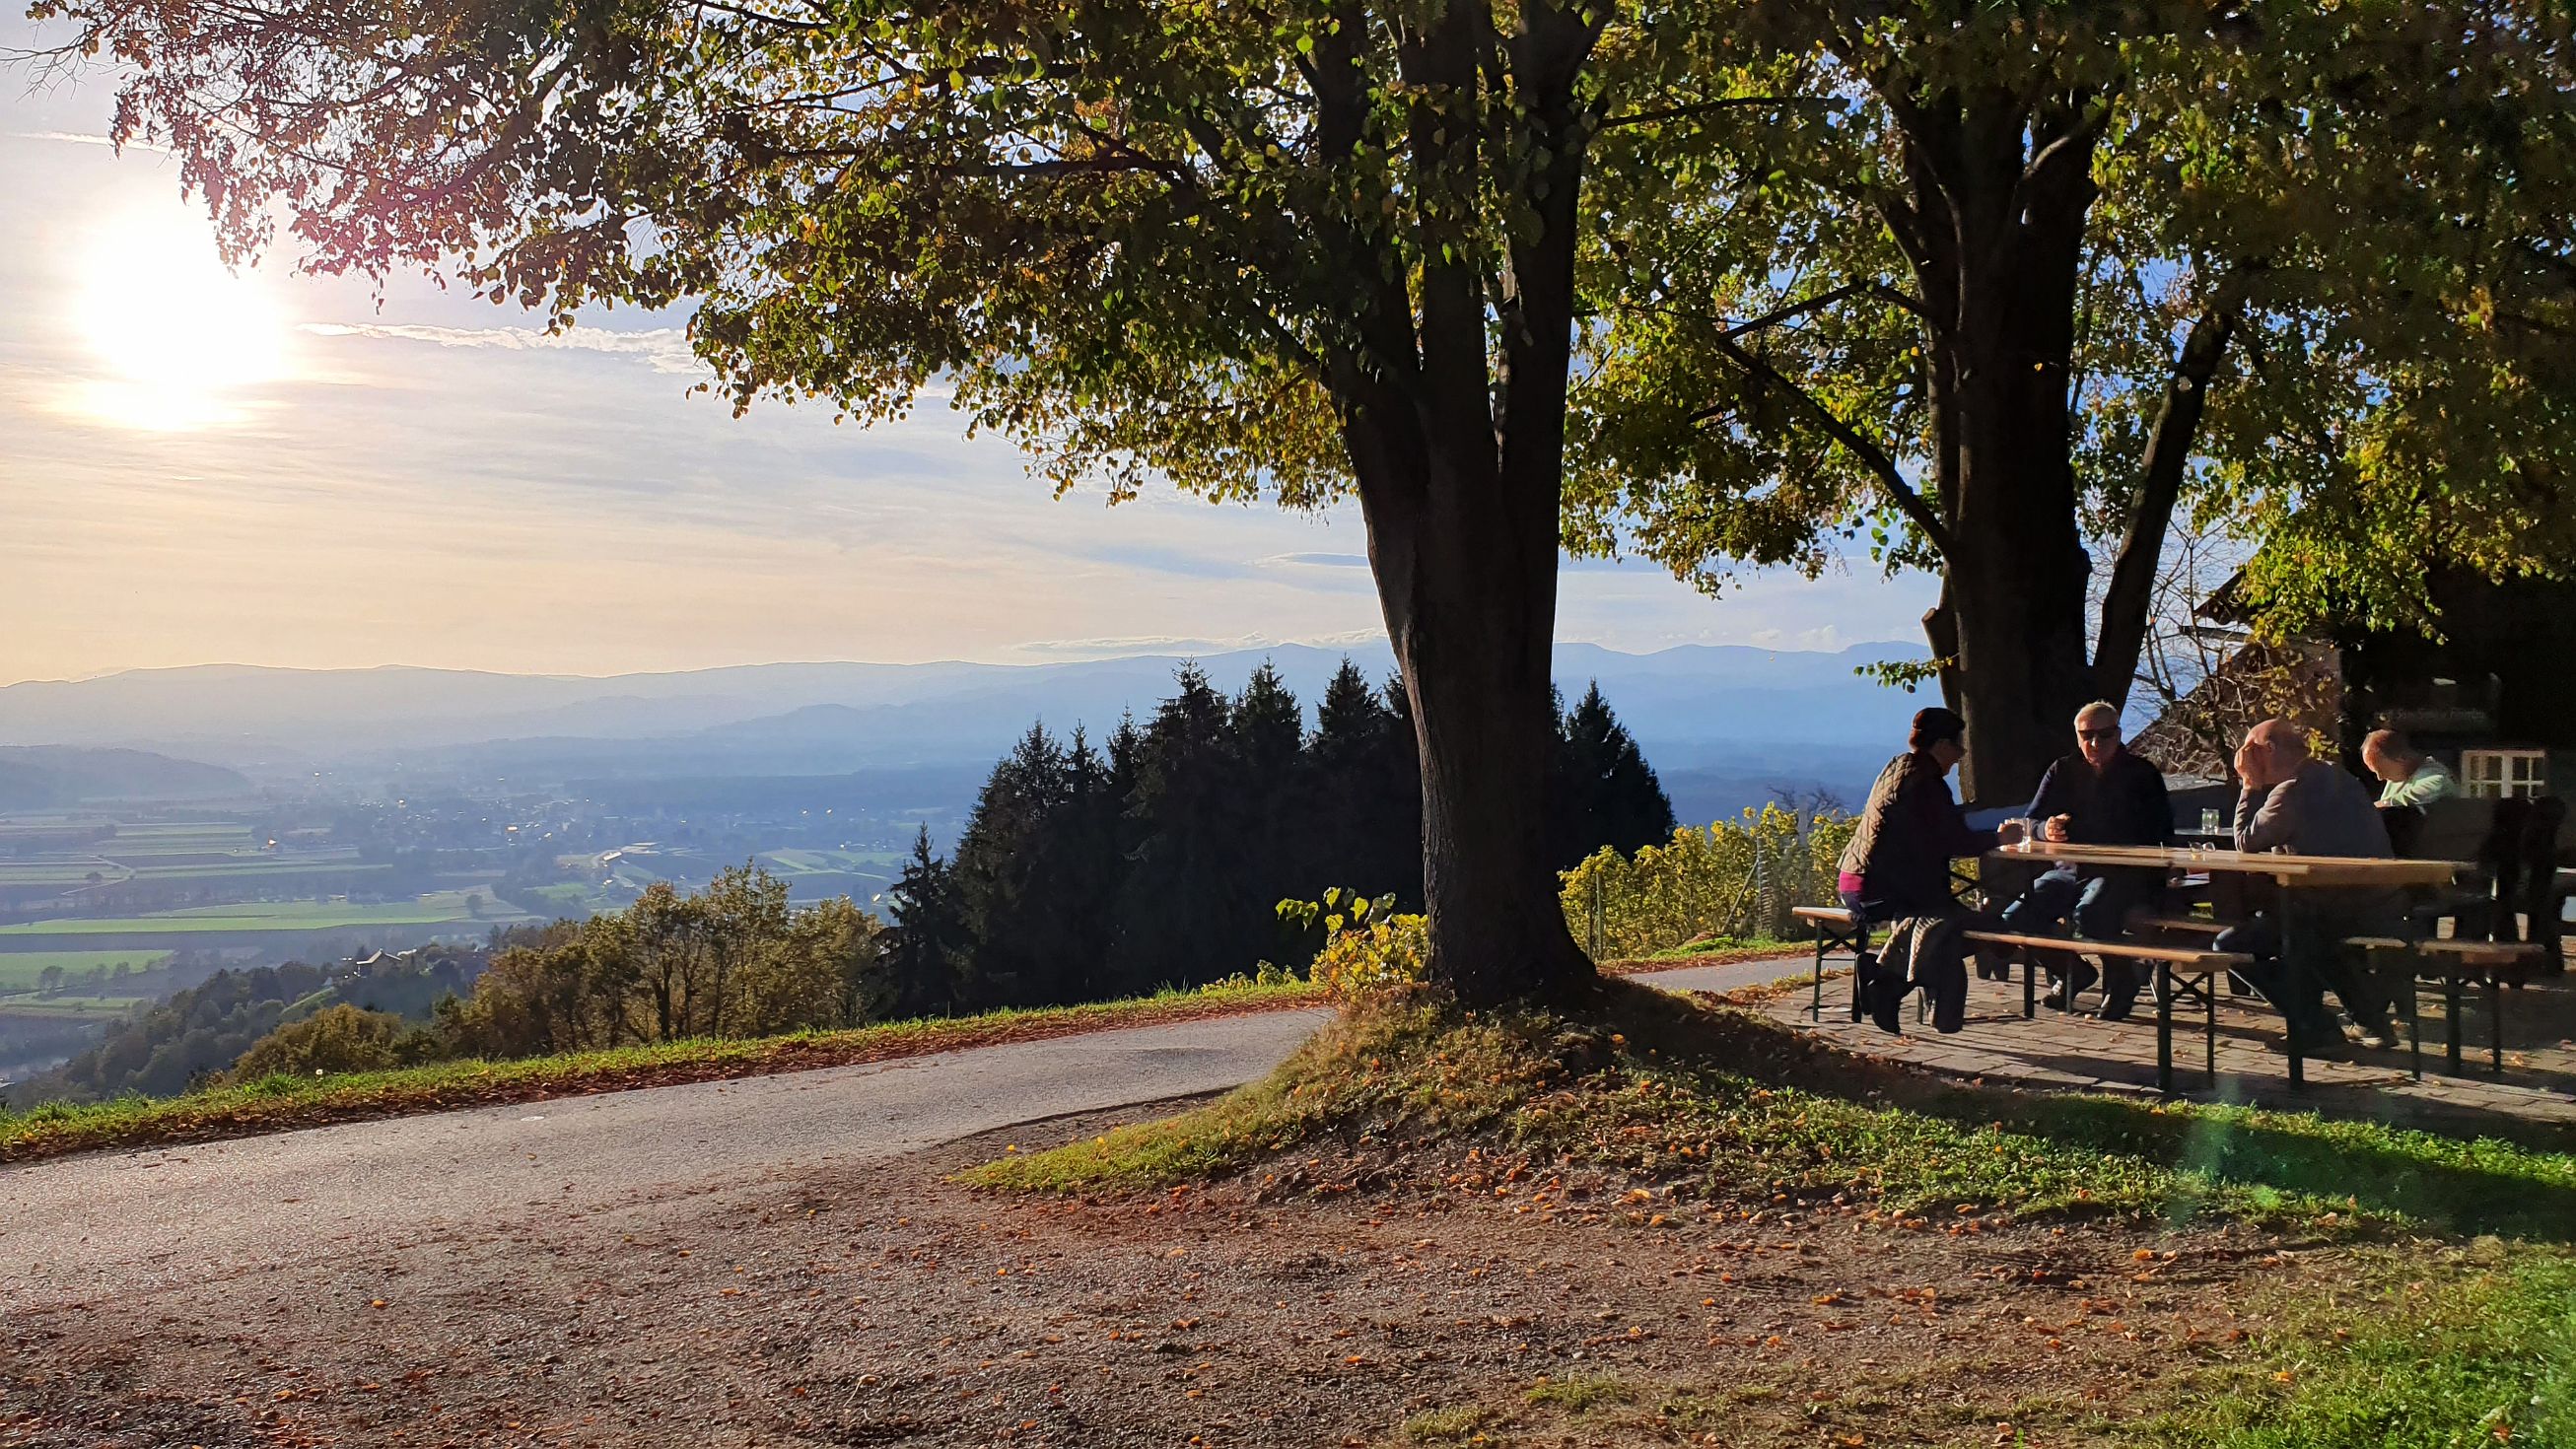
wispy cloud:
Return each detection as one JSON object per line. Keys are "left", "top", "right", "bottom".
{"left": 1259, "top": 551, "right": 1369, "bottom": 569}
{"left": 303, "top": 321, "right": 704, "bottom": 376}
{"left": 10, "top": 130, "right": 172, "bottom": 155}
{"left": 1748, "top": 625, "right": 1852, "bottom": 653}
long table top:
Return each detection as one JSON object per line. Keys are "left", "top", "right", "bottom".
{"left": 1984, "top": 840, "right": 2465, "bottom": 888}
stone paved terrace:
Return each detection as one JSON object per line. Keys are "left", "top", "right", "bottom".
{"left": 1760, "top": 948, "right": 2576, "bottom": 1137}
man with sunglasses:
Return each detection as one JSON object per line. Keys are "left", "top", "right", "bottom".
{"left": 1994, "top": 701, "right": 2174, "bottom": 1020}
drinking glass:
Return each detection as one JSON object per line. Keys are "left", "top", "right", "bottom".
{"left": 2199, "top": 806, "right": 2223, "bottom": 835}
{"left": 2010, "top": 817, "right": 2038, "bottom": 851}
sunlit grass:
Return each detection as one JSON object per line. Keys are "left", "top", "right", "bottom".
{"left": 969, "top": 980, "right": 2576, "bottom": 1240}
{"left": 0, "top": 978, "right": 1323, "bottom": 1163}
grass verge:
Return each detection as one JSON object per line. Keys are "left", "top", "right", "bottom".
{"left": 0, "top": 979, "right": 1326, "bottom": 1165}
{"left": 965, "top": 979, "right": 2576, "bottom": 1241}
{"left": 0, "top": 949, "right": 1812, "bottom": 1166}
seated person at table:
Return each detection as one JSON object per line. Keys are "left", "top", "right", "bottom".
{"left": 2362, "top": 729, "right": 2457, "bottom": 808}
{"left": 1999, "top": 701, "right": 2173, "bottom": 1020}
{"left": 1837, "top": 707, "right": 2016, "bottom": 925}
{"left": 2216, "top": 719, "right": 2402, "bottom": 1051}
{"left": 2361, "top": 728, "right": 2457, "bottom": 856}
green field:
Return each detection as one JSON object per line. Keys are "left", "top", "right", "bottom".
{"left": 761, "top": 848, "right": 906, "bottom": 873}
{"left": 0, "top": 950, "right": 173, "bottom": 990}
{"left": 107, "top": 823, "right": 254, "bottom": 843}
{"left": 0, "top": 892, "right": 522, "bottom": 941}
{"left": 0, "top": 995, "right": 148, "bottom": 1017}
{"left": 0, "top": 861, "right": 121, "bottom": 886}
{"left": 126, "top": 860, "right": 383, "bottom": 881}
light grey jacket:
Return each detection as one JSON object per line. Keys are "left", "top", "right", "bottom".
{"left": 2236, "top": 760, "right": 2393, "bottom": 859}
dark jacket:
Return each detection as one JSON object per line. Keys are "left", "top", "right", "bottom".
{"left": 2028, "top": 747, "right": 2174, "bottom": 862}
{"left": 2236, "top": 760, "right": 2391, "bottom": 859}
{"left": 1839, "top": 750, "right": 1995, "bottom": 916}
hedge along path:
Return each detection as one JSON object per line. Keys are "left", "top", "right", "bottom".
{"left": 0, "top": 947, "right": 1805, "bottom": 1167}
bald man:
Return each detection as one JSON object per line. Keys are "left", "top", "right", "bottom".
{"left": 2219, "top": 719, "right": 2401, "bottom": 1051}
{"left": 1996, "top": 701, "right": 2174, "bottom": 1019}
{"left": 2233, "top": 720, "right": 2393, "bottom": 859}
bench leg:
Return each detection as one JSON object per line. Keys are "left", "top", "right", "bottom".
{"left": 2404, "top": 970, "right": 2421, "bottom": 1083}
{"left": 2285, "top": 949, "right": 2305, "bottom": 1090}
{"left": 2204, "top": 973, "right": 2217, "bottom": 1079}
{"left": 2488, "top": 976, "right": 2504, "bottom": 1074}
{"left": 2446, "top": 976, "right": 2464, "bottom": 1075}
{"left": 1810, "top": 934, "right": 1826, "bottom": 1020}
{"left": 2155, "top": 962, "right": 2174, "bottom": 1096}
{"left": 2022, "top": 951, "right": 2036, "bottom": 1019}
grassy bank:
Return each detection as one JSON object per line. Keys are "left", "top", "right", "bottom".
{"left": 973, "top": 980, "right": 2576, "bottom": 1445}
{"left": 0, "top": 947, "right": 1808, "bottom": 1165}
{"left": 0, "top": 979, "right": 1322, "bottom": 1164}
{"left": 2139, "top": 1244, "right": 2576, "bottom": 1448}
{"left": 968, "top": 979, "right": 2576, "bottom": 1240}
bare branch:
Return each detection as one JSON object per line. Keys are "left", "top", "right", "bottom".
{"left": 1694, "top": 330, "right": 1957, "bottom": 558}
{"left": 1600, "top": 95, "right": 1837, "bottom": 130}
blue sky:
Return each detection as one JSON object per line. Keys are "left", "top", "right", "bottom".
{"left": 0, "top": 34, "right": 1937, "bottom": 686}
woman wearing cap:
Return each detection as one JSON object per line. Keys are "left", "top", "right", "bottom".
{"left": 1836, "top": 707, "right": 2018, "bottom": 925}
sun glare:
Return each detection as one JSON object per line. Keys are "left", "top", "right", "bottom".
{"left": 70, "top": 210, "right": 293, "bottom": 430}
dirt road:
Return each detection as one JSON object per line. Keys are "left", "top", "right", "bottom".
{"left": 18, "top": 958, "right": 2094, "bottom": 1448}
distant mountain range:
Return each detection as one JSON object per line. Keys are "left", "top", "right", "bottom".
{"left": 0, "top": 642, "right": 1933, "bottom": 809}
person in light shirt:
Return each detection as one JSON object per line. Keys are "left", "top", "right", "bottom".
{"left": 2361, "top": 728, "right": 2457, "bottom": 808}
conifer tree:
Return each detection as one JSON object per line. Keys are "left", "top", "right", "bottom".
{"left": 883, "top": 827, "right": 969, "bottom": 1018}
{"left": 1042, "top": 726, "right": 1127, "bottom": 1005}
{"left": 1230, "top": 661, "right": 1308, "bottom": 960}
{"left": 1549, "top": 682, "right": 1677, "bottom": 869}
{"left": 1307, "top": 660, "right": 1421, "bottom": 908}
{"left": 1380, "top": 672, "right": 1429, "bottom": 908}
{"left": 950, "top": 724, "right": 1073, "bottom": 1008}
{"left": 1115, "top": 665, "right": 1244, "bottom": 994}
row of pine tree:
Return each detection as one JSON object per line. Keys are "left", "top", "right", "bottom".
{"left": 875, "top": 658, "right": 1676, "bottom": 1014}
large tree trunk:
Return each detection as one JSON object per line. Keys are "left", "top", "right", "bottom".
{"left": 1311, "top": 0, "right": 1597, "bottom": 1007}
{"left": 1907, "top": 92, "right": 2102, "bottom": 807}
{"left": 1942, "top": 294, "right": 2095, "bottom": 806}
{"left": 1358, "top": 435, "right": 1594, "bottom": 1005}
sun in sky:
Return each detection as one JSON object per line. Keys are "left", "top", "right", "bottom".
{"left": 67, "top": 205, "right": 294, "bottom": 431}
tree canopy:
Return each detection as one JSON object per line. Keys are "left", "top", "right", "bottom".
{"left": 1566, "top": 0, "right": 2576, "bottom": 798}
{"left": 41, "top": 0, "right": 2576, "bottom": 971}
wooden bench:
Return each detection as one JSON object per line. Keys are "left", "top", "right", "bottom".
{"left": 2415, "top": 938, "right": 2547, "bottom": 1075}
{"left": 2132, "top": 914, "right": 2258, "bottom": 999}
{"left": 2131, "top": 928, "right": 2543, "bottom": 1083}
{"left": 1964, "top": 929, "right": 2256, "bottom": 1094}
{"left": 2131, "top": 915, "right": 2225, "bottom": 937}
{"left": 1791, "top": 905, "right": 1867, "bottom": 1022}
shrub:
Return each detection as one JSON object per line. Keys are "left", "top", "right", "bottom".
{"left": 1560, "top": 803, "right": 1855, "bottom": 959}
{"left": 227, "top": 1004, "right": 432, "bottom": 1081}
{"left": 1281, "top": 889, "right": 1428, "bottom": 999}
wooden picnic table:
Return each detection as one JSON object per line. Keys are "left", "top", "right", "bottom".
{"left": 1982, "top": 841, "right": 2470, "bottom": 1086}
{"left": 1988, "top": 839, "right": 2465, "bottom": 888}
